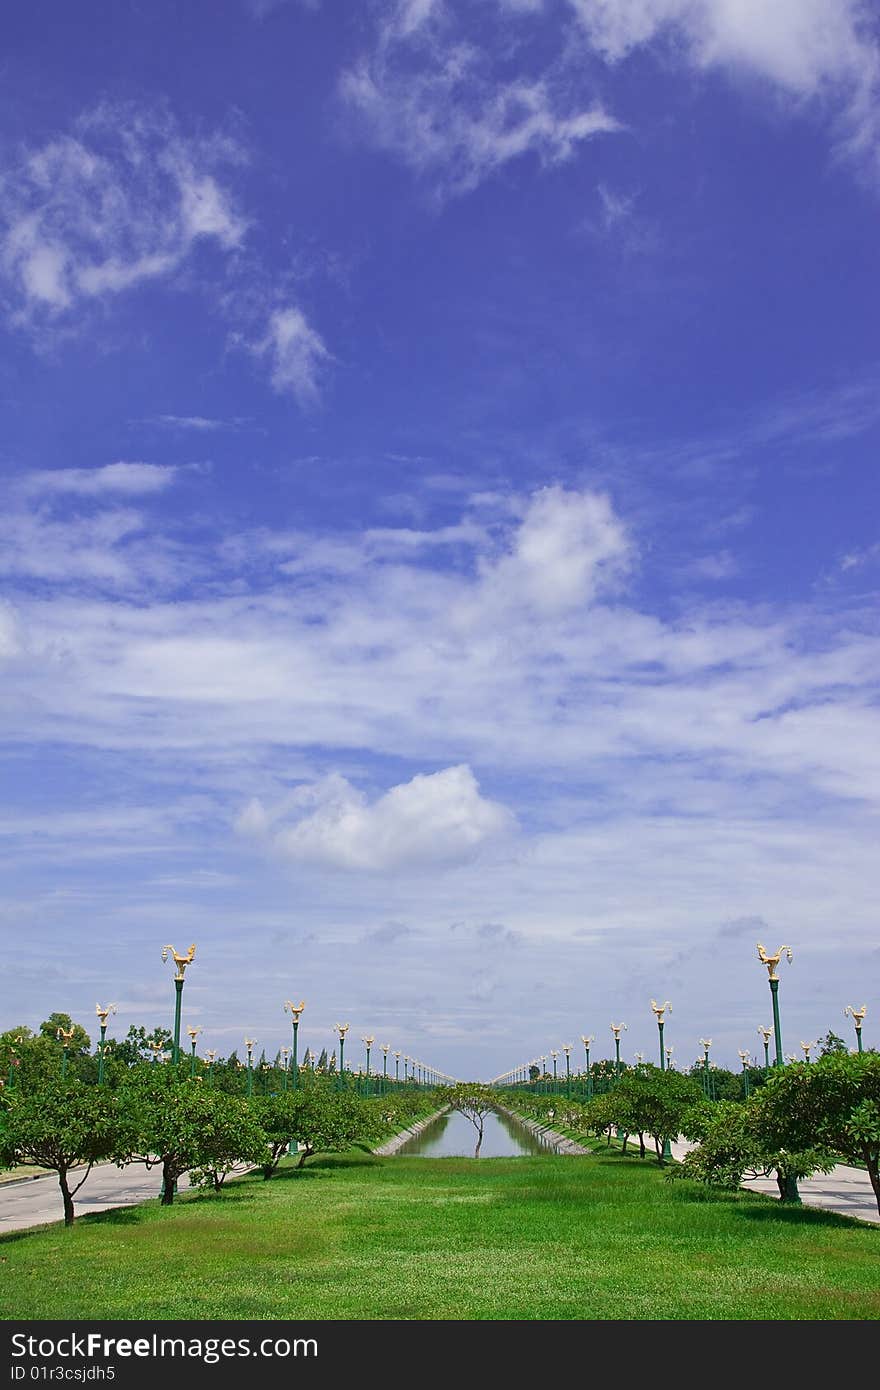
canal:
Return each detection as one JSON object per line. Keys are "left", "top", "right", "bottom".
{"left": 396, "top": 1107, "right": 560, "bottom": 1157}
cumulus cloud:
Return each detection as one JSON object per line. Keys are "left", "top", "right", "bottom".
{"left": 18, "top": 463, "right": 177, "bottom": 497}
{"left": 478, "top": 485, "right": 631, "bottom": 614}
{"left": 340, "top": 3, "right": 619, "bottom": 197}
{"left": 239, "top": 765, "right": 516, "bottom": 870}
{"left": 0, "top": 104, "right": 247, "bottom": 328}
{"left": 249, "top": 307, "right": 332, "bottom": 406}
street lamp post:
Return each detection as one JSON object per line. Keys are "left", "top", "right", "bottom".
{"left": 381, "top": 1044, "right": 390, "bottom": 1094}
{"left": 800, "top": 1040, "right": 816, "bottom": 1063}
{"left": 757, "top": 1026, "right": 772, "bottom": 1071}
{"left": 844, "top": 1005, "right": 867, "bottom": 1053}
{"left": 756, "top": 943, "right": 798, "bottom": 1203}
{"left": 393, "top": 1050, "right": 401, "bottom": 1086}
{"left": 280, "top": 1046, "right": 290, "bottom": 1091}
{"left": 149, "top": 1039, "right": 166, "bottom": 1065}
{"left": 699, "top": 1038, "right": 712, "bottom": 1098}
{"left": 335, "top": 1024, "right": 349, "bottom": 1089}
{"left": 161, "top": 943, "right": 196, "bottom": 1065}
{"left": 284, "top": 1001, "right": 305, "bottom": 1089}
{"left": 581, "top": 1035, "right": 594, "bottom": 1099}
{"left": 56, "top": 1026, "right": 75, "bottom": 1080}
{"left": 205, "top": 1050, "right": 217, "bottom": 1085}
{"left": 362, "top": 1036, "right": 373, "bottom": 1095}
{"left": 738, "top": 1049, "right": 751, "bottom": 1098}
{"left": 186, "top": 1026, "right": 202, "bottom": 1079}
{"left": 756, "top": 943, "right": 792, "bottom": 1067}
{"left": 95, "top": 1004, "right": 117, "bottom": 1086}
{"left": 651, "top": 1001, "right": 673, "bottom": 1160}
{"left": 540, "top": 1056, "right": 547, "bottom": 1094}
{"left": 562, "top": 1044, "right": 572, "bottom": 1098}
{"left": 550, "top": 1050, "right": 559, "bottom": 1093}
{"left": 244, "top": 1038, "right": 256, "bottom": 1097}
{"left": 610, "top": 1024, "right": 626, "bottom": 1083}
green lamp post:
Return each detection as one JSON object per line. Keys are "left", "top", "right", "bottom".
{"left": 335, "top": 1023, "right": 349, "bottom": 1089}
{"left": 550, "top": 1049, "right": 559, "bottom": 1093}
{"left": 562, "top": 1044, "right": 572, "bottom": 1098}
{"left": 56, "top": 1026, "right": 75, "bottom": 1080}
{"left": 95, "top": 1004, "right": 117, "bottom": 1086}
{"left": 362, "top": 1035, "right": 374, "bottom": 1094}
{"left": 610, "top": 1023, "right": 627, "bottom": 1082}
{"left": 280, "top": 1046, "right": 291, "bottom": 1091}
{"left": 161, "top": 943, "right": 196, "bottom": 1065}
{"left": 149, "top": 1039, "right": 166, "bottom": 1065}
{"left": 403, "top": 1054, "right": 410, "bottom": 1083}
{"left": 665, "top": 1046, "right": 675, "bottom": 1069}
{"left": 393, "top": 1049, "right": 401, "bottom": 1086}
{"left": 844, "top": 1005, "right": 867, "bottom": 1053}
{"left": 634, "top": 1051, "right": 645, "bottom": 1066}
{"left": 539, "top": 1055, "right": 547, "bottom": 1094}
{"left": 205, "top": 1049, "right": 217, "bottom": 1085}
{"left": 381, "top": 1044, "right": 390, "bottom": 1093}
{"left": 756, "top": 943, "right": 792, "bottom": 1067}
{"left": 581, "top": 1035, "right": 594, "bottom": 1099}
{"left": 186, "top": 1025, "right": 202, "bottom": 1079}
{"left": 757, "top": 1025, "right": 772, "bottom": 1071}
{"left": 800, "top": 1040, "right": 816, "bottom": 1063}
{"left": 651, "top": 1001, "right": 673, "bottom": 1161}
{"left": 284, "top": 1000, "right": 305, "bottom": 1089}
{"left": 756, "top": 943, "right": 799, "bottom": 1202}
{"left": 699, "top": 1037, "right": 712, "bottom": 1098}
{"left": 738, "top": 1049, "right": 751, "bottom": 1098}
{"left": 244, "top": 1037, "right": 256, "bottom": 1097}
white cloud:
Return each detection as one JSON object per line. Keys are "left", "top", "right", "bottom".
{"left": 340, "top": 8, "right": 619, "bottom": 197}
{"left": 242, "top": 765, "right": 515, "bottom": 870}
{"left": 250, "top": 307, "right": 332, "bottom": 406}
{"left": 567, "top": 0, "right": 880, "bottom": 177}
{"left": 0, "top": 508, "right": 145, "bottom": 584}
{"left": 18, "top": 463, "right": 177, "bottom": 497}
{"left": 0, "top": 106, "right": 247, "bottom": 327}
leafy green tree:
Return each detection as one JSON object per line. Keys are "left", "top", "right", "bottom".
{"left": 435, "top": 1083, "right": 496, "bottom": 1157}
{"left": 290, "top": 1087, "right": 372, "bottom": 1168}
{"left": 122, "top": 1072, "right": 264, "bottom": 1204}
{"left": 254, "top": 1092, "right": 308, "bottom": 1178}
{"left": 0, "top": 1080, "right": 136, "bottom": 1225}
{"left": 608, "top": 1066, "right": 704, "bottom": 1164}
{"left": 112, "top": 1025, "right": 172, "bottom": 1069}
{"left": 754, "top": 1052, "right": 880, "bottom": 1213}
{"left": 186, "top": 1094, "right": 268, "bottom": 1192}
{"left": 819, "top": 1030, "right": 848, "bottom": 1056}
{"left": 676, "top": 1098, "right": 833, "bottom": 1200}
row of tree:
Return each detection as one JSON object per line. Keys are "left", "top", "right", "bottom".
{"left": 508, "top": 1052, "right": 880, "bottom": 1211}
{"left": 0, "top": 1070, "right": 437, "bottom": 1225}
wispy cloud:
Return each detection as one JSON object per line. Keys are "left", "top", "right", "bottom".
{"left": 566, "top": 0, "right": 880, "bottom": 181}
{"left": 0, "top": 104, "right": 248, "bottom": 331}
{"left": 340, "top": 3, "right": 619, "bottom": 198}
{"left": 246, "top": 306, "right": 332, "bottom": 406}
{"left": 17, "top": 462, "right": 177, "bottom": 497}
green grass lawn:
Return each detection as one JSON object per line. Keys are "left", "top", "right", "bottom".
{"left": 1, "top": 1149, "right": 877, "bottom": 1320}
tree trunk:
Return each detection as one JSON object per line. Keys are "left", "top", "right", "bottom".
{"left": 621, "top": 1133, "right": 628, "bottom": 1154}
{"left": 776, "top": 1170, "right": 800, "bottom": 1203}
{"left": 161, "top": 1159, "right": 175, "bottom": 1205}
{"left": 863, "top": 1146, "right": 880, "bottom": 1215}
{"left": 58, "top": 1168, "right": 75, "bottom": 1227}
{"left": 474, "top": 1121, "right": 483, "bottom": 1158}
{"left": 296, "top": 1144, "right": 312, "bottom": 1169}
{"left": 638, "top": 1133, "right": 646, "bottom": 1158}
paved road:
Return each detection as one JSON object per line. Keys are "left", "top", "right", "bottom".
{"left": 0, "top": 1162, "right": 250, "bottom": 1234}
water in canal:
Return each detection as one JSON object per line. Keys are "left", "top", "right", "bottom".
{"left": 396, "top": 1108, "right": 560, "bottom": 1157}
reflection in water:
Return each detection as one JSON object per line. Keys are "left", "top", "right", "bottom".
{"left": 396, "top": 1108, "right": 560, "bottom": 1157}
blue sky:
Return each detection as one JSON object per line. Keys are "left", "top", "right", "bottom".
{"left": 1, "top": 0, "right": 878, "bottom": 1078}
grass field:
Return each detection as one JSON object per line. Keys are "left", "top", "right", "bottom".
{"left": 1, "top": 1149, "right": 877, "bottom": 1320}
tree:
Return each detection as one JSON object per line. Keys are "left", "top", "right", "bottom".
{"left": 436, "top": 1083, "right": 495, "bottom": 1157}
{"left": 185, "top": 1094, "right": 267, "bottom": 1192}
{"left": 0, "top": 1080, "right": 136, "bottom": 1225}
{"left": 289, "top": 1088, "right": 371, "bottom": 1168}
{"left": 254, "top": 1093, "right": 308, "bottom": 1178}
{"left": 676, "top": 1098, "right": 833, "bottom": 1200}
{"left": 819, "top": 1030, "right": 848, "bottom": 1056}
{"left": 607, "top": 1066, "right": 704, "bottom": 1164}
{"left": 122, "top": 1072, "right": 265, "bottom": 1204}
{"left": 112, "top": 1025, "right": 172, "bottom": 1069}
{"left": 754, "top": 1052, "right": 880, "bottom": 1213}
